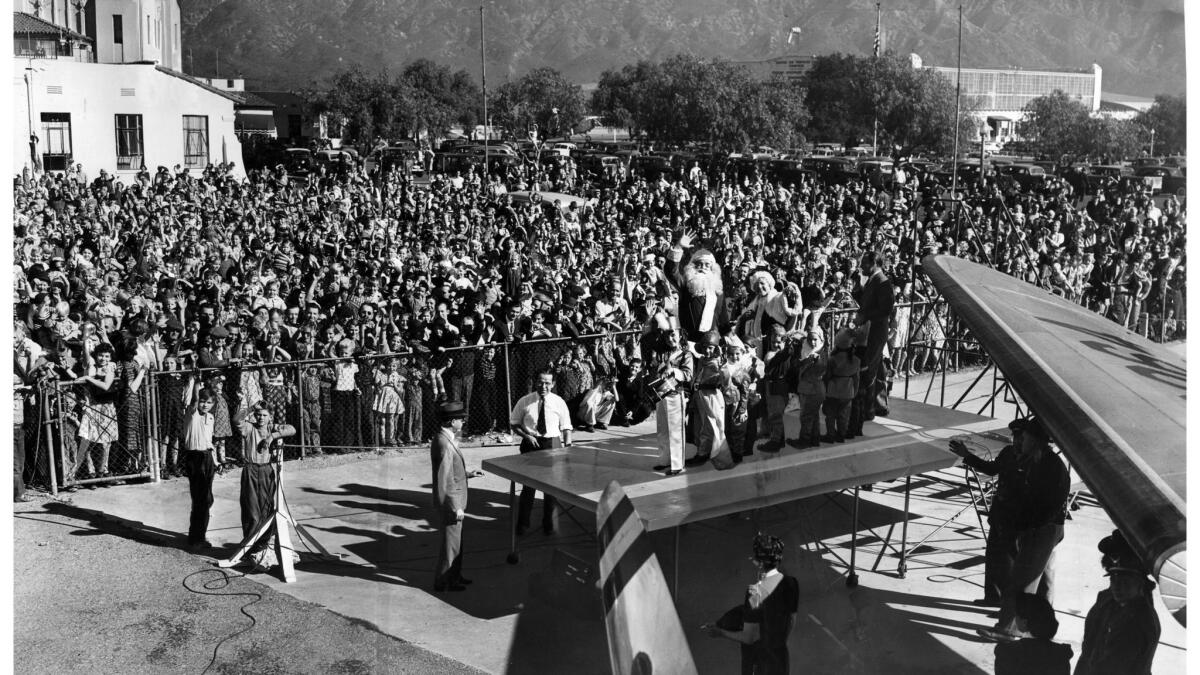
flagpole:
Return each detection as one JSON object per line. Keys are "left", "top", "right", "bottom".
{"left": 480, "top": 3, "right": 488, "bottom": 172}
{"left": 873, "top": 2, "right": 881, "bottom": 155}
{"left": 950, "top": 4, "right": 963, "bottom": 240}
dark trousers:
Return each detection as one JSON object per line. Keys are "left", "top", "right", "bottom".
{"left": 996, "top": 523, "right": 1063, "bottom": 633}
{"left": 183, "top": 450, "right": 216, "bottom": 544}
{"left": 14, "top": 423, "right": 25, "bottom": 501}
{"left": 435, "top": 517, "right": 464, "bottom": 588}
{"left": 823, "top": 398, "right": 852, "bottom": 441}
{"left": 450, "top": 373, "right": 475, "bottom": 429}
{"left": 517, "top": 436, "right": 562, "bottom": 531}
{"left": 861, "top": 334, "right": 889, "bottom": 418}
{"left": 240, "top": 463, "right": 279, "bottom": 551}
{"left": 983, "top": 522, "right": 1018, "bottom": 601}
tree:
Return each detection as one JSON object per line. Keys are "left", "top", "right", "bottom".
{"left": 1017, "top": 90, "right": 1092, "bottom": 161}
{"left": 591, "top": 54, "right": 808, "bottom": 152}
{"left": 1137, "top": 94, "right": 1186, "bottom": 156}
{"left": 312, "top": 67, "right": 403, "bottom": 146}
{"left": 1084, "top": 117, "right": 1144, "bottom": 162}
{"left": 400, "top": 59, "right": 480, "bottom": 136}
{"left": 803, "top": 53, "right": 969, "bottom": 156}
{"left": 490, "top": 67, "right": 585, "bottom": 140}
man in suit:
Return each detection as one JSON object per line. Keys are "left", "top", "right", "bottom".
{"left": 851, "top": 250, "right": 895, "bottom": 422}
{"left": 431, "top": 400, "right": 478, "bottom": 592}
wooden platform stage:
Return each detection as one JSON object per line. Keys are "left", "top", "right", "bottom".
{"left": 484, "top": 398, "right": 1012, "bottom": 584}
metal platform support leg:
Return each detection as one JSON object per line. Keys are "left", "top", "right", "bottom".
{"left": 898, "top": 475, "right": 912, "bottom": 578}
{"left": 847, "top": 486, "right": 860, "bottom": 588}
{"left": 506, "top": 480, "right": 520, "bottom": 564}
{"left": 672, "top": 527, "right": 680, "bottom": 599}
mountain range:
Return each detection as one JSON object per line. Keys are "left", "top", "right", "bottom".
{"left": 179, "top": 0, "right": 1186, "bottom": 99}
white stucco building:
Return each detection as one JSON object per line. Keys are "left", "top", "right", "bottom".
{"left": 12, "top": 0, "right": 244, "bottom": 176}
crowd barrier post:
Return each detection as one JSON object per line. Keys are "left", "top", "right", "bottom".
{"left": 51, "top": 380, "right": 68, "bottom": 491}
{"left": 503, "top": 339, "right": 514, "bottom": 429}
{"left": 147, "top": 372, "right": 161, "bottom": 483}
{"left": 40, "top": 383, "right": 59, "bottom": 496}
{"left": 296, "top": 365, "right": 307, "bottom": 459}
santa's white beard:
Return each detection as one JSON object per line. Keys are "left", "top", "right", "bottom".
{"left": 684, "top": 267, "right": 723, "bottom": 297}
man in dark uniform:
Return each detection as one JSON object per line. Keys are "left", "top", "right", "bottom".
{"left": 1074, "top": 530, "right": 1161, "bottom": 675}
{"left": 948, "top": 419, "right": 1043, "bottom": 606}
{"left": 978, "top": 417, "right": 1069, "bottom": 643}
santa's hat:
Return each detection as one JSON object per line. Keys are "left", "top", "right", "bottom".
{"left": 691, "top": 248, "right": 717, "bottom": 265}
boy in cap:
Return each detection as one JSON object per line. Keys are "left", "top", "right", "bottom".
{"left": 1074, "top": 530, "right": 1160, "bottom": 675}
{"left": 792, "top": 327, "right": 826, "bottom": 448}
{"left": 821, "top": 327, "right": 860, "bottom": 443}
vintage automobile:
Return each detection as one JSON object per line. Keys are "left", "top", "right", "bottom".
{"left": 995, "top": 163, "right": 1050, "bottom": 191}
{"left": 1127, "top": 165, "right": 1186, "bottom": 195}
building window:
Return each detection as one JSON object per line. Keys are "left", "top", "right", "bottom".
{"left": 114, "top": 114, "right": 144, "bottom": 170}
{"left": 183, "top": 115, "right": 209, "bottom": 169}
{"left": 113, "top": 15, "right": 123, "bottom": 44}
{"left": 40, "top": 112, "right": 72, "bottom": 172}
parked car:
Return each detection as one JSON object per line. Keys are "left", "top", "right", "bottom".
{"left": 579, "top": 153, "right": 621, "bottom": 177}
{"left": 996, "top": 163, "right": 1049, "bottom": 191}
{"left": 315, "top": 148, "right": 359, "bottom": 167}
{"left": 767, "top": 159, "right": 811, "bottom": 185}
{"left": 1127, "top": 165, "right": 1186, "bottom": 195}
{"left": 630, "top": 154, "right": 674, "bottom": 181}
{"left": 1084, "top": 164, "right": 1134, "bottom": 193}
{"left": 856, "top": 158, "right": 894, "bottom": 188}
{"left": 283, "top": 148, "right": 315, "bottom": 179}
{"left": 365, "top": 146, "right": 422, "bottom": 176}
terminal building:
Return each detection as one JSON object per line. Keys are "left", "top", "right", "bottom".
{"left": 909, "top": 54, "right": 1102, "bottom": 145}
{"left": 734, "top": 50, "right": 1105, "bottom": 147}
{"left": 12, "top": 0, "right": 245, "bottom": 176}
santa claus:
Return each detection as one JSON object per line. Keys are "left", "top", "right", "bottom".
{"left": 665, "top": 231, "right": 730, "bottom": 345}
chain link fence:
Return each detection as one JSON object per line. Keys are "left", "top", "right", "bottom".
{"left": 131, "top": 331, "right": 644, "bottom": 460}
{"left": 21, "top": 377, "right": 155, "bottom": 493}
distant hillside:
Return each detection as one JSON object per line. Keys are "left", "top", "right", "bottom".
{"left": 179, "top": 0, "right": 1185, "bottom": 98}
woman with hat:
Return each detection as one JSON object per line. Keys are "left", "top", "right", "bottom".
{"left": 703, "top": 533, "right": 799, "bottom": 675}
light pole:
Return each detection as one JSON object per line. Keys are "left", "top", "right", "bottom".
{"left": 480, "top": 2, "right": 488, "bottom": 170}
{"left": 1149, "top": 127, "right": 1156, "bottom": 158}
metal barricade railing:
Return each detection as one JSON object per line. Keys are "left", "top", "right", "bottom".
{"left": 140, "top": 330, "right": 642, "bottom": 461}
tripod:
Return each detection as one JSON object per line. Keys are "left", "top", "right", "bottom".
{"left": 217, "top": 464, "right": 340, "bottom": 582}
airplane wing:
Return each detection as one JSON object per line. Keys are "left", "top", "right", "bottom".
{"left": 597, "top": 480, "right": 699, "bottom": 675}
{"left": 922, "top": 255, "right": 1186, "bottom": 625}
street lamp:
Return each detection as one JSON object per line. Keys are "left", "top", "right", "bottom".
{"left": 1149, "top": 128, "right": 1156, "bottom": 158}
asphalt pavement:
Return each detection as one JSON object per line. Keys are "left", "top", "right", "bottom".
{"left": 13, "top": 497, "right": 485, "bottom": 675}
{"left": 12, "top": 366, "right": 1188, "bottom": 674}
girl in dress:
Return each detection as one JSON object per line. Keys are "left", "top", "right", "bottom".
{"left": 259, "top": 329, "right": 291, "bottom": 430}
{"left": 371, "top": 357, "right": 405, "bottom": 447}
{"left": 75, "top": 331, "right": 117, "bottom": 479}
{"left": 330, "top": 339, "right": 360, "bottom": 449}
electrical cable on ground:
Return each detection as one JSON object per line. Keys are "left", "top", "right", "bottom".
{"left": 182, "top": 568, "right": 262, "bottom": 675}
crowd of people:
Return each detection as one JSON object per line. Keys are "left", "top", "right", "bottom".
{"left": 11, "top": 141, "right": 1186, "bottom": 488}
{"left": 12, "top": 139, "right": 1178, "bottom": 675}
